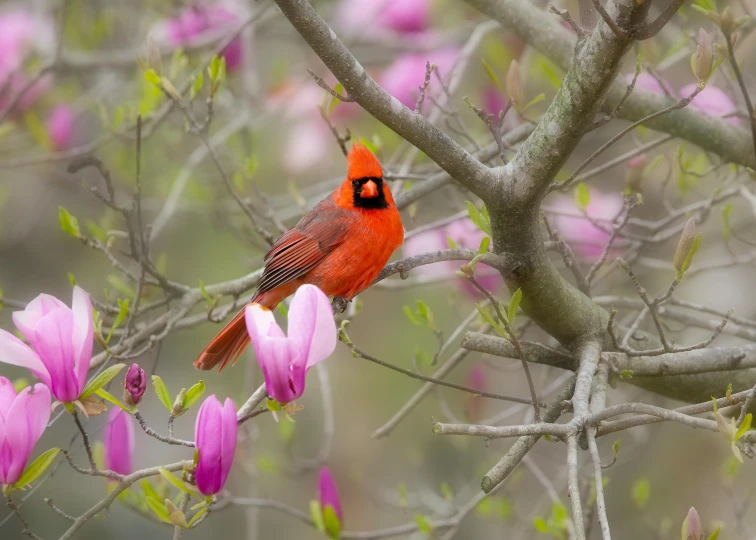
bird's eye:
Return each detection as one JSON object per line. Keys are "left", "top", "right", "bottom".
{"left": 352, "top": 180, "right": 360, "bottom": 189}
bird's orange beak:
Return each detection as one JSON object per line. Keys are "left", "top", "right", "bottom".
{"left": 360, "top": 180, "right": 379, "bottom": 199}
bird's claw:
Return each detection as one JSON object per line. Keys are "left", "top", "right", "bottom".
{"left": 332, "top": 296, "right": 350, "bottom": 314}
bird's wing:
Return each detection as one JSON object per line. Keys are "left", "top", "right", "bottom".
{"left": 255, "top": 198, "right": 349, "bottom": 294}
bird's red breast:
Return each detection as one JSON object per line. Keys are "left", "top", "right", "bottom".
{"left": 194, "top": 142, "right": 404, "bottom": 372}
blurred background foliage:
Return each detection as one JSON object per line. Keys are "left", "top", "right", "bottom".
{"left": 1, "top": 0, "right": 755, "bottom": 538}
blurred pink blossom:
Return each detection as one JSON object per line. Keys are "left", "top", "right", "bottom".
{"left": 0, "top": 378, "right": 51, "bottom": 486}
{"left": 318, "top": 466, "right": 343, "bottom": 535}
{"left": 381, "top": 48, "right": 458, "bottom": 111}
{"left": 625, "top": 72, "right": 673, "bottom": 96}
{"left": 0, "top": 11, "right": 53, "bottom": 114}
{"left": 46, "top": 104, "right": 74, "bottom": 151}
{"left": 337, "top": 0, "right": 430, "bottom": 36}
{"left": 403, "top": 218, "right": 501, "bottom": 295}
{"left": 551, "top": 190, "right": 624, "bottom": 259}
{"left": 679, "top": 83, "right": 741, "bottom": 125}
{"left": 104, "top": 407, "right": 135, "bottom": 476}
{"left": 163, "top": 4, "right": 245, "bottom": 71}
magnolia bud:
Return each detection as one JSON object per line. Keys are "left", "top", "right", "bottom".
{"left": 506, "top": 60, "right": 524, "bottom": 107}
{"left": 165, "top": 499, "right": 188, "bottom": 529}
{"left": 721, "top": 7, "right": 734, "bottom": 32}
{"left": 673, "top": 217, "right": 696, "bottom": 272}
{"left": 692, "top": 28, "right": 713, "bottom": 82}
{"left": 123, "top": 363, "right": 146, "bottom": 407}
{"left": 172, "top": 388, "right": 188, "bottom": 417}
{"left": 459, "top": 264, "right": 475, "bottom": 277}
{"left": 684, "top": 507, "right": 704, "bottom": 540}
{"left": 625, "top": 154, "right": 647, "bottom": 192}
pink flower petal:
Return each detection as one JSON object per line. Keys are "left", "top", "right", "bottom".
{"left": 32, "top": 309, "right": 79, "bottom": 402}
{"left": 71, "top": 286, "right": 93, "bottom": 393}
{"left": 104, "top": 407, "right": 135, "bottom": 475}
{"left": 0, "top": 377, "right": 17, "bottom": 419}
{"left": 680, "top": 83, "right": 740, "bottom": 125}
{"left": 288, "top": 285, "right": 337, "bottom": 371}
{"left": 0, "top": 329, "right": 51, "bottom": 388}
{"left": 2, "top": 383, "right": 51, "bottom": 485}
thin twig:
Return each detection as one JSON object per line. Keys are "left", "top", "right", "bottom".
{"left": 134, "top": 412, "right": 195, "bottom": 447}
{"left": 5, "top": 495, "right": 43, "bottom": 540}
{"left": 414, "top": 61, "right": 435, "bottom": 114}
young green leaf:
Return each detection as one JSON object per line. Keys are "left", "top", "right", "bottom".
{"left": 478, "top": 236, "right": 490, "bottom": 255}
{"left": 403, "top": 305, "right": 422, "bottom": 326}
{"left": 152, "top": 375, "right": 173, "bottom": 411}
{"left": 59, "top": 206, "right": 81, "bottom": 238}
{"left": 481, "top": 58, "right": 505, "bottom": 92}
{"left": 476, "top": 304, "right": 507, "bottom": 337}
{"left": 191, "top": 72, "right": 204, "bottom": 100}
{"left": 575, "top": 183, "right": 591, "bottom": 210}
{"left": 467, "top": 201, "right": 492, "bottom": 236}
{"left": 95, "top": 388, "right": 131, "bottom": 411}
{"left": 12, "top": 448, "right": 61, "bottom": 490}
{"left": 414, "top": 514, "right": 433, "bottom": 535}
{"left": 323, "top": 504, "right": 342, "bottom": 539}
{"left": 105, "top": 299, "right": 130, "bottom": 344}
{"left": 508, "top": 288, "right": 522, "bottom": 327}
{"left": 187, "top": 506, "right": 208, "bottom": 527}
{"left": 676, "top": 234, "right": 702, "bottom": 280}
{"left": 182, "top": 381, "right": 206, "bottom": 410}
{"left": 735, "top": 413, "right": 752, "bottom": 441}
{"left": 159, "top": 469, "right": 201, "bottom": 499}
{"left": 81, "top": 363, "right": 126, "bottom": 399}
{"left": 631, "top": 478, "right": 650, "bottom": 510}
{"left": 309, "top": 500, "right": 325, "bottom": 532}
{"left": 145, "top": 495, "right": 171, "bottom": 523}
{"left": 144, "top": 68, "right": 162, "bottom": 87}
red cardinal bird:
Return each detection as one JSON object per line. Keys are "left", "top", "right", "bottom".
{"left": 194, "top": 143, "right": 404, "bottom": 371}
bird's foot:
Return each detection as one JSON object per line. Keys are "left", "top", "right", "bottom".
{"left": 331, "top": 296, "right": 350, "bottom": 314}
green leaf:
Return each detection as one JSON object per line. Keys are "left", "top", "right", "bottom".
{"left": 620, "top": 370, "right": 634, "bottom": 379}
{"left": 67, "top": 273, "right": 77, "bottom": 287}
{"left": 208, "top": 55, "right": 221, "bottom": 81}
{"left": 415, "top": 300, "right": 434, "bottom": 328}
{"left": 106, "top": 298, "right": 130, "bottom": 344}
{"left": 159, "top": 469, "right": 201, "bottom": 499}
{"left": 12, "top": 448, "right": 60, "bottom": 489}
{"left": 481, "top": 58, "right": 505, "bottom": 92}
{"left": 187, "top": 506, "right": 208, "bottom": 527}
{"left": 144, "top": 68, "right": 161, "bottom": 87}
{"left": 440, "top": 482, "right": 453, "bottom": 501}
{"left": 81, "top": 363, "right": 126, "bottom": 399}
{"left": 575, "top": 183, "right": 591, "bottom": 210}
{"left": 508, "top": 288, "right": 522, "bottom": 327}
{"left": 414, "top": 514, "right": 433, "bottom": 535}
{"left": 328, "top": 83, "right": 344, "bottom": 115}
{"left": 707, "top": 527, "right": 721, "bottom": 540}
{"left": 476, "top": 304, "right": 507, "bottom": 337}
{"left": 676, "top": 234, "right": 701, "bottom": 280}
{"left": 182, "top": 381, "right": 205, "bottom": 410}
{"left": 145, "top": 495, "right": 171, "bottom": 523}
{"left": 323, "top": 504, "right": 342, "bottom": 539}
{"left": 551, "top": 501, "right": 568, "bottom": 525}
{"left": 95, "top": 387, "right": 131, "bottom": 411}
{"left": 191, "top": 72, "right": 204, "bottom": 100}
{"left": 93, "top": 441, "right": 106, "bottom": 471}
{"left": 533, "top": 516, "right": 550, "bottom": 533}
{"left": 467, "top": 201, "right": 492, "bottom": 236}
{"left": 476, "top": 498, "right": 492, "bottom": 517}
{"left": 735, "top": 413, "right": 752, "bottom": 441}
{"left": 523, "top": 93, "right": 546, "bottom": 111}
{"left": 309, "top": 500, "right": 325, "bottom": 532}
{"left": 59, "top": 206, "right": 81, "bottom": 238}
{"left": 403, "top": 305, "right": 422, "bottom": 326}
{"left": 612, "top": 439, "right": 621, "bottom": 458}
{"left": 478, "top": 236, "right": 490, "bottom": 255}
{"left": 631, "top": 478, "right": 650, "bottom": 510}
{"left": 152, "top": 375, "right": 173, "bottom": 411}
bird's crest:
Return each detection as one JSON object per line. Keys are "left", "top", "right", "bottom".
{"left": 347, "top": 143, "right": 383, "bottom": 180}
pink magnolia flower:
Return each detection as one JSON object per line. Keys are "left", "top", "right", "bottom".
{"left": 245, "top": 285, "right": 337, "bottom": 404}
{"left": 625, "top": 72, "right": 673, "bottom": 96}
{"left": 164, "top": 4, "right": 245, "bottom": 72}
{"left": 0, "top": 286, "right": 94, "bottom": 402}
{"left": 381, "top": 48, "right": 459, "bottom": 111}
{"left": 0, "top": 11, "right": 53, "bottom": 114}
{"left": 194, "top": 395, "right": 237, "bottom": 495}
{"left": 337, "top": 0, "right": 430, "bottom": 36}
{"left": 104, "top": 407, "right": 134, "bottom": 476}
{"left": 319, "top": 466, "right": 343, "bottom": 531}
{"left": 684, "top": 507, "right": 704, "bottom": 540}
{"left": 123, "top": 363, "right": 146, "bottom": 407}
{"left": 680, "top": 83, "right": 741, "bottom": 125}
{"left": 403, "top": 218, "right": 501, "bottom": 295}
{"left": 46, "top": 104, "right": 74, "bottom": 151}
{"left": 0, "top": 378, "right": 51, "bottom": 486}
{"left": 551, "top": 191, "right": 624, "bottom": 259}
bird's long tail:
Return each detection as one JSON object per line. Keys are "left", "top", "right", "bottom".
{"left": 193, "top": 292, "right": 276, "bottom": 371}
